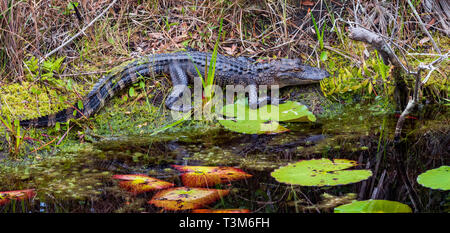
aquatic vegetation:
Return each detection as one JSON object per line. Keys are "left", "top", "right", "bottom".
{"left": 275, "top": 101, "right": 317, "bottom": 122}
{"left": 417, "top": 166, "right": 450, "bottom": 191}
{"left": 219, "top": 100, "right": 316, "bottom": 134}
{"left": 0, "top": 0, "right": 448, "bottom": 214}
{"left": 188, "top": 147, "right": 244, "bottom": 166}
{"left": 112, "top": 174, "right": 174, "bottom": 194}
{"left": 334, "top": 200, "right": 412, "bottom": 213}
{"left": 148, "top": 187, "right": 229, "bottom": 211}
{"left": 218, "top": 119, "right": 290, "bottom": 135}
{"left": 0, "top": 189, "right": 36, "bottom": 206}
{"left": 172, "top": 165, "right": 252, "bottom": 187}
{"left": 271, "top": 158, "right": 372, "bottom": 186}
{"left": 0, "top": 142, "right": 112, "bottom": 201}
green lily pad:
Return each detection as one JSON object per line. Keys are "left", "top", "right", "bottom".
{"left": 277, "top": 101, "right": 316, "bottom": 122}
{"left": 417, "top": 166, "right": 450, "bottom": 190}
{"left": 218, "top": 119, "right": 289, "bottom": 134}
{"left": 219, "top": 100, "right": 315, "bottom": 134}
{"left": 221, "top": 99, "right": 276, "bottom": 121}
{"left": 271, "top": 158, "right": 372, "bottom": 186}
{"left": 334, "top": 200, "right": 412, "bottom": 213}
{"left": 221, "top": 100, "right": 315, "bottom": 122}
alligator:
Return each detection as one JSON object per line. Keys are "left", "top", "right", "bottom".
{"left": 20, "top": 51, "right": 330, "bottom": 127}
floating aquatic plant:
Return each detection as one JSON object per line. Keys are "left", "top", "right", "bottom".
{"left": 148, "top": 187, "right": 229, "bottom": 211}
{"left": 218, "top": 119, "right": 290, "bottom": 135}
{"left": 334, "top": 199, "right": 412, "bottom": 213}
{"left": 271, "top": 158, "right": 372, "bottom": 186}
{"left": 0, "top": 189, "right": 36, "bottom": 205}
{"left": 172, "top": 165, "right": 252, "bottom": 187}
{"left": 218, "top": 100, "right": 316, "bottom": 134}
{"left": 112, "top": 174, "right": 174, "bottom": 194}
{"left": 417, "top": 166, "right": 450, "bottom": 191}
{"left": 275, "top": 101, "right": 317, "bottom": 122}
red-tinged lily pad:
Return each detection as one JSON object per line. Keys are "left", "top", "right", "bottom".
{"left": 172, "top": 165, "right": 253, "bottom": 187}
{"left": 112, "top": 174, "right": 174, "bottom": 194}
{"left": 148, "top": 187, "right": 230, "bottom": 211}
{"left": 192, "top": 209, "right": 251, "bottom": 213}
{"left": 0, "top": 189, "right": 36, "bottom": 205}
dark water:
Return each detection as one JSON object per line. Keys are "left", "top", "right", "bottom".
{"left": 1, "top": 105, "right": 448, "bottom": 213}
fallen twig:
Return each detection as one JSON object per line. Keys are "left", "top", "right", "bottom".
{"left": 420, "top": 52, "right": 449, "bottom": 85}
{"left": 394, "top": 52, "right": 448, "bottom": 138}
{"left": 41, "top": 0, "right": 118, "bottom": 62}
{"left": 348, "top": 27, "right": 407, "bottom": 72}
{"left": 406, "top": 0, "right": 441, "bottom": 54}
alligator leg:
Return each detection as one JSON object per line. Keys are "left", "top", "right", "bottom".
{"left": 248, "top": 85, "right": 282, "bottom": 109}
{"left": 166, "top": 63, "right": 192, "bottom": 112}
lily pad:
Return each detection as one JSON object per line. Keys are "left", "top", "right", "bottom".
{"left": 276, "top": 101, "right": 316, "bottom": 122}
{"left": 192, "top": 209, "right": 250, "bottom": 213}
{"left": 148, "top": 187, "right": 229, "bottom": 211}
{"left": 271, "top": 158, "right": 372, "bottom": 186}
{"left": 221, "top": 99, "right": 277, "bottom": 121}
{"left": 0, "top": 189, "right": 36, "bottom": 205}
{"left": 112, "top": 174, "right": 174, "bottom": 194}
{"left": 334, "top": 200, "right": 412, "bottom": 213}
{"left": 219, "top": 100, "right": 315, "bottom": 134}
{"left": 172, "top": 165, "right": 252, "bottom": 187}
{"left": 417, "top": 166, "right": 450, "bottom": 190}
{"left": 218, "top": 119, "right": 289, "bottom": 134}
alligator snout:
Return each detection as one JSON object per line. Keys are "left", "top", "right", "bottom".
{"left": 300, "top": 65, "right": 330, "bottom": 81}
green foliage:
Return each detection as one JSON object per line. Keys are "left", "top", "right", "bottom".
{"left": 271, "top": 158, "right": 372, "bottom": 186}
{"left": 188, "top": 17, "right": 223, "bottom": 117}
{"left": 77, "top": 100, "right": 84, "bottom": 110}
{"left": 311, "top": 13, "right": 325, "bottom": 50}
{"left": 311, "top": 13, "right": 327, "bottom": 62}
{"left": 24, "top": 56, "right": 67, "bottom": 87}
{"left": 63, "top": 2, "right": 79, "bottom": 15}
{"left": 163, "top": 16, "right": 179, "bottom": 31}
{"left": 320, "top": 66, "right": 370, "bottom": 98}
{"left": 128, "top": 86, "right": 136, "bottom": 97}
{"left": 204, "top": 18, "right": 224, "bottom": 99}
{"left": 334, "top": 200, "right": 412, "bottom": 213}
{"left": 417, "top": 166, "right": 450, "bottom": 191}
{"left": 443, "top": 98, "right": 450, "bottom": 107}
{"left": 0, "top": 115, "right": 25, "bottom": 157}
{"left": 319, "top": 52, "right": 393, "bottom": 102}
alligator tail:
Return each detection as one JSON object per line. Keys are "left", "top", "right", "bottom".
{"left": 20, "top": 59, "right": 154, "bottom": 127}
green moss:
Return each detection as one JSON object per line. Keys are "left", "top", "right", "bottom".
{"left": 0, "top": 81, "right": 90, "bottom": 120}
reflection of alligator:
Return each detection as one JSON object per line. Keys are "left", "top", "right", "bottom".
{"left": 20, "top": 51, "right": 329, "bottom": 127}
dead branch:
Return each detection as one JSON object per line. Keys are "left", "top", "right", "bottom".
{"left": 41, "top": 0, "right": 118, "bottom": 62}
{"left": 406, "top": 0, "right": 441, "bottom": 54}
{"left": 348, "top": 19, "right": 447, "bottom": 212}
{"left": 394, "top": 52, "right": 449, "bottom": 139}
{"left": 348, "top": 27, "right": 407, "bottom": 72}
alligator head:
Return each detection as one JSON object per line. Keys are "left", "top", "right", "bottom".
{"left": 257, "top": 58, "right": 330, "bottom": 87}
